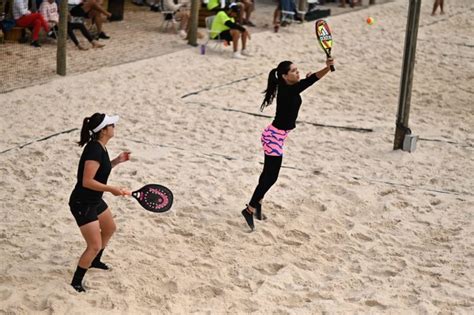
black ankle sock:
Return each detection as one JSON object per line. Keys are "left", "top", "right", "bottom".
{"left": 255, "top": 203, "right": 267, "bottom": 221}
{"left": 91, "top": 249, "right": 109, "bottom": 270}
{"left": 71, "top": 266, "right": 87, "bottom": 292}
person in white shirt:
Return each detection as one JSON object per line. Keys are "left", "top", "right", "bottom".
{"left": 39, "top": 0, "right": 104, "bottom": 50}
{"left": 13, "top": 0, "right": 50, "bottom": 47}
{"left": 162, "top": 0, "right": 190, "bottom": 38}
{"left": 39, "top": 0, "right": 59, "bottom": 27}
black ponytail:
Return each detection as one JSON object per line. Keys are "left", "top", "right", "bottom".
{"left": 77, "top": 113, "right": 105, "bottom": 147}
{"left": 260, "top": 61, "right": 293, "bottom": 112}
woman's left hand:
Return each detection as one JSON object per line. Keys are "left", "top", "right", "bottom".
{"left": 116, "top": 151, "right": 131, "bottom": 164}
{"left": 326, "top": 57, "right": 335, "bottom": 68}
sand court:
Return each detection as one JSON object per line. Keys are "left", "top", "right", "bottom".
{"left": 0, "top": 0, "right": 473, "bottom": 313}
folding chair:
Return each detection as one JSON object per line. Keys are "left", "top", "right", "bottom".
{"left": 204, "top": 15, "right": 227, "bottom": 52}
{"left": 280, "top": 0, "right": 295, "bottom": 25}
{"left": 159, "top": 0, "right": 177, "bottom": 33}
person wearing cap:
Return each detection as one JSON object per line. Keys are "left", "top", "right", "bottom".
{"left": 210, "top": 3, "right": 251, "bottom": 59}
{"left": 241, "top": 58, "right": 335, "bottom": 231}
{"left": 69, "top": 113, "right": 131, "bottom": 293}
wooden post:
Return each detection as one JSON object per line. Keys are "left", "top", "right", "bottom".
{"left": 187, "top": 0, "right": 200, "bottom": 47}
{"left": 56, "top": 0, "right": 68, "bottom": 76}
{"left": 298, "top": 0, "right": 306, "bottom": 13}
{"left": 393, "top": 0, "right": 421, "bottom": 150}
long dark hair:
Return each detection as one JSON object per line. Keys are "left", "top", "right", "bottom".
{"left": 260, "top": 61, "right": 293, "bottom": 111}
{"left": 77, "top": 113, "right": 105, "bottom": 147}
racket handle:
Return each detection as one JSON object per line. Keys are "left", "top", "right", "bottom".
{"left": 330, "top": 65, "right": 335, "bottom": 72}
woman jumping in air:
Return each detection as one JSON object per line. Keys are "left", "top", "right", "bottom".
{"left": 69, "top": 113, "right": 131, "bottom": 292}
{"left": 242, "top": 58, "right": 335, "bottom": 230}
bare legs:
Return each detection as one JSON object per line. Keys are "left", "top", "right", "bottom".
{"left": 230, "top": 29, "right": 248, "bottom": 52}
{"left": 72, "top": 208, "right": 116, "bottom": 292}
{"left": 432, "top": 0, "right": 444, "bottom": 15}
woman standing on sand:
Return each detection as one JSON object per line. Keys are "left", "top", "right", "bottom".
{"left": 241, "top": 58, "right": 335, "bottom": 231}
{"left": 69, "top": 113, "right": 130, "bottom": 292}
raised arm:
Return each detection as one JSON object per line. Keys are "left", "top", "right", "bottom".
{"left": 296, "top": 58, "right": 335, "bottom": 93}
{"left": 314, "top": 58, "right": 334, "bottom": 80}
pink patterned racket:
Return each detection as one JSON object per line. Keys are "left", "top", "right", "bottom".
{"left": 131, "top": 184, "right": 173, "bottom": 213}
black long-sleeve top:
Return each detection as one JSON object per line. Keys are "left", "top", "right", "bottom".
{"left": 272, "top": 73, "right": 319, "bottom": 130}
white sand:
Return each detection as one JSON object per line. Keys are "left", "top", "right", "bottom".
{"left": 0, "top": 0, "right": 473, "bottom": 313}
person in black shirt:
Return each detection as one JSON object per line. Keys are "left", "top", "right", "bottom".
{"left": 241, "top": 58, "right": 335, "bottom": 230}
{"left": 69, "top": 112, "right": 131, "bottom": 292}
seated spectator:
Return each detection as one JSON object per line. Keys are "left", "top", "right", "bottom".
{"left": 68, "top": 0, "right": 111, "bottom": 40}
{"left": 39, "top": 0, "right": 58, "bottom": 30}
{"left": 237, "top": 0, "right": 255, "bottom": 26}
{"left": 273, "top": 0, "right": 302, "bottom": 32}
{"left": 13, "top": 0, "right": 50, "bottom": 47}
{"left": 163, "top": 0, "right": 190, "bottom": 38}
{"left": 207, "top": 0, "right": 226, "bottom": 12}
{"left": 66, "top": 18, "right": 105, "bottom": 50}
{"left": 210, "top": 3, "right": 250, "bottom": 59}
{"left": 39, "top": 0, "right": 104, "bottom": 50}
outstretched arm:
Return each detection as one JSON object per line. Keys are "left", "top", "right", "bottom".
{"left": 314, "top": 58, "right": 334, "bottom": 79}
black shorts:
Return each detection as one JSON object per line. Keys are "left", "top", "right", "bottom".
{"left": 69, "top": 197, "right": 108, "bottom": 227}
{"left": 70, "top": 4, "right": 89, "bottom": 18}
{"left": 217, "top": 30, "right": 233, "bottom": 43}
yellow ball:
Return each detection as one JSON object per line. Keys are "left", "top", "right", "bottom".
{"left": 367, "top": 17, "right": 375, "bottom": 25}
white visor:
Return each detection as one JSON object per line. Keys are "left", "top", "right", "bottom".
{"left": 92, "top": 114, "right": 120, "bottom": 133}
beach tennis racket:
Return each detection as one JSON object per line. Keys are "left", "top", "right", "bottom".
{"left": 131, "top": 184, "right": 173, "bottom": 213}
{"left": 315, "top": 19, "right": 335, "bottom": 72}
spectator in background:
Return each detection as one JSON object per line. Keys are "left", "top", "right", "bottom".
{"left": 339, "top": 0, "right": 360, "bottom": 8}
{"left": 207, "top": 0, "right": 254, "bottom": 26}
{"left": 39, "top": 0, "right": 104, "bottom": 50}
{"left": 66, "top": 20, "right": 105, "bottom": 50}
{"left": 238, "top": 0, "right": 255, "bottom": 26}
{"left": 69, "top": 0, "right": 112, "bottom": 40}
{"left": 210, "top": 3, "right": 251, "bottom": 59}
{"left": 431, "top": 0, "right": 444, "bottom": 15}
{"left": 163, "top": 0, "right": 190, "bottom": 38}
{"left": 39, "top": 0, "right": 58, "bottom": 30}
{"left": 207, "top": 0, "right": 226, "bottom": 12}
{"left": 13, "top": 0, "right": 50, "bottom": 47}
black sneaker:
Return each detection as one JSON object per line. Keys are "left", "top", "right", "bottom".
{"left": 98, "top": 32, "right": 110, "bottom": 40}
{"left": 241, "top": 207, "right": 254, "bottom": 231}
{"left": 71, "top": 283, "right": 86, "bottom": 292}
{"left": 30, "top": 41, "right": 41, "bottom": 48}
{"left": 90, "top": 261, "right": 110, "bottom": 270}
{"left": 47, "top": 31, "right": 56, "bottom": 39}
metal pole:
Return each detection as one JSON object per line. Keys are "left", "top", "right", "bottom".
{"left": 187, "top": 0, "right": 200, "bottom": 47}
{"left": 393, "top": 0, "right": 421, "bottom": 150}
{"left": 56, "top": 0, "right": 68, "bottom": 76}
